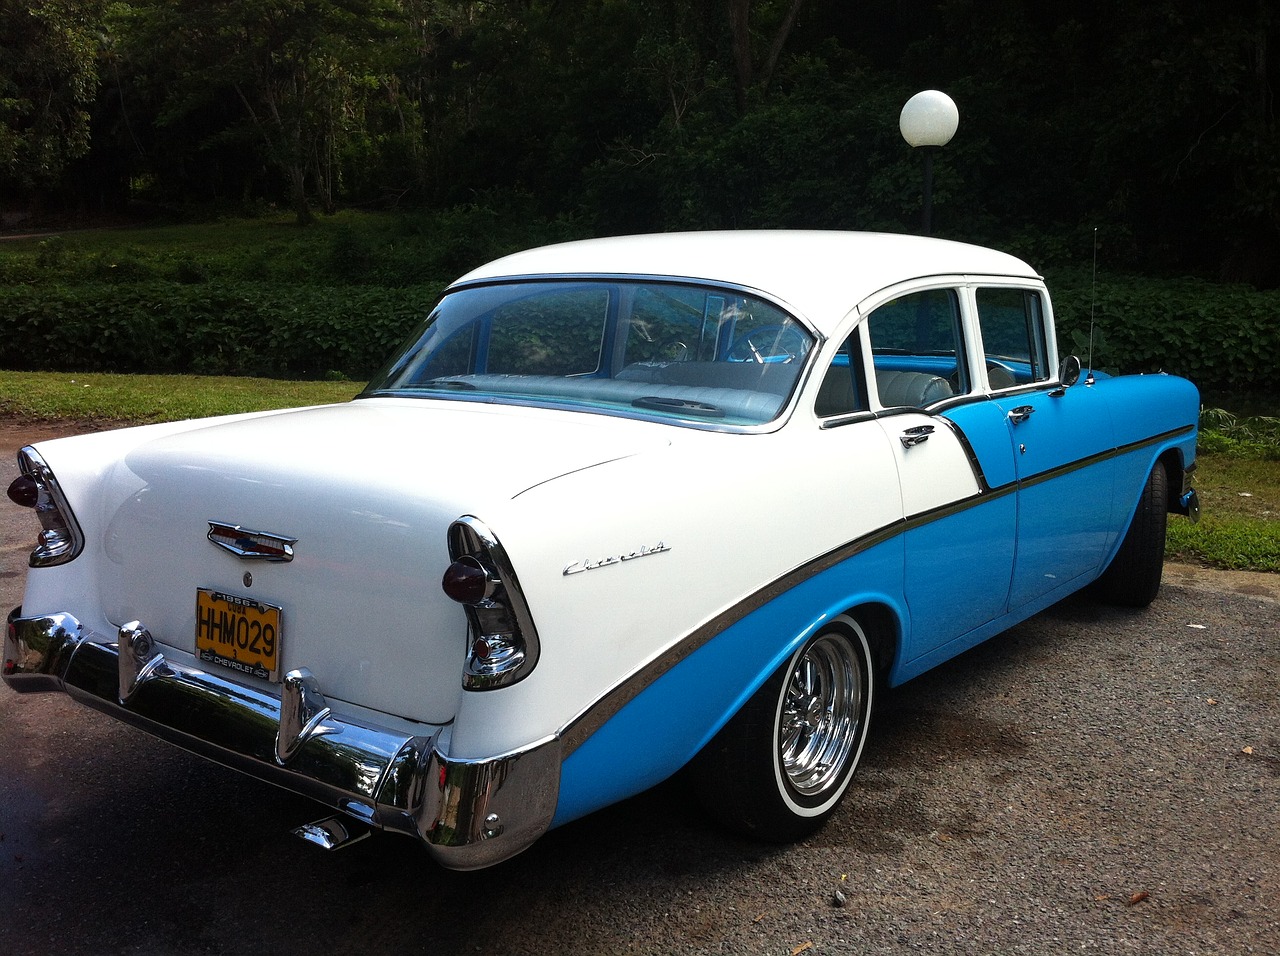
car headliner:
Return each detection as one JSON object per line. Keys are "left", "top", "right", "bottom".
{"left": 454, "top": 231, "right": 1042, "bottom": 336}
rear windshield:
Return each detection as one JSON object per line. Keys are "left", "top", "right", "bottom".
{"left": 363, "top": 280, "right": 814, "bottom": 427}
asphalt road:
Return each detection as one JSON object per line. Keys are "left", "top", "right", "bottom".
{"left": 2, "top": 422, "right": 1277, "bottom": 955}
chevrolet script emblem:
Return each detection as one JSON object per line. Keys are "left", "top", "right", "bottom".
{"left": 207, "top": 522, "right": 297, "bottom": 562}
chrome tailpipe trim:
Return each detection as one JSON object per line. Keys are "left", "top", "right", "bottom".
{"left": 293, "top": 815, "right": 373, "bottom": 851}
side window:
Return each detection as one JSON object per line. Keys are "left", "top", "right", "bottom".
{"left": 865, "top": 288, "right": 964, "bottom": 408}
{"left": 974, "top": 288, "right": 1050, "bottom": 387}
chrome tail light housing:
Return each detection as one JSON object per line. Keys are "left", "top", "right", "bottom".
{"left": 7, "top": 447, "right": 84, "bottom": 568}
{"left": 443, "top": 516, "right": 540, "bottom": 690}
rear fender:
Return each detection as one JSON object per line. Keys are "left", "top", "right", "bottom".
{"left": 551, "top": 538, "right": 907, "bottom": 827}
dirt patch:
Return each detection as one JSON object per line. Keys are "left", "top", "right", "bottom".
{"left": 0, "top": 415, "right": 108, "bottom": 456}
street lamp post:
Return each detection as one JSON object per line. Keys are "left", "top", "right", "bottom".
{"left": 899, "top": 90, "right": 959, "bottom": 235}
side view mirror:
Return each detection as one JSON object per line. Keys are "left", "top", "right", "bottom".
{"left": 1057, "top": 355, "right": 1082, "bottom": 388}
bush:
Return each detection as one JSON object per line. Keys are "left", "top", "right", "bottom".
{"left": 1199, "top": 408, "right": 1280, "bottom": 460}
{"left": 0, "top": 281, "right": 444, "bottom": 379}
{"left": 0, "top": 208, "right": 593, "bottom": 381}
{"left": 1050, "top": 274, "right": 1280, "bottom": 395}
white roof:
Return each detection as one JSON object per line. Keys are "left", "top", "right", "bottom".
{"left": 455, "top": 230, "right": 1041, "bottom": 334}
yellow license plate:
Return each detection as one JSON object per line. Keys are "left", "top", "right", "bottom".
{"left": 195, "top": 588, "right": 282, "bottom": 682}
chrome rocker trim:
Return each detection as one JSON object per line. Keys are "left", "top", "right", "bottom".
{"left": 4, "top": 607, "right": 560, "bottom": 871}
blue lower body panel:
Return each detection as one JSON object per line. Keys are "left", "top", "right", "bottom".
{"left": 552, "top": 539, "right": 904, "bottom": 827}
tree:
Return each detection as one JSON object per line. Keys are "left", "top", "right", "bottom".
{"left": 727, "top": 0, "right": 809, "bottom": 113}
{"left": 0, "top": 0, "right": 106, "bottom": 202}
{"left": 129, "top": 0, "right": 399, "bottom": 224}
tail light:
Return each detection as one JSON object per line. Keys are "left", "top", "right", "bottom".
{"left": 441, "top": 555, "right": 497, "bottom": 605}
{"left": 442, "top": 516, "right": 541, "bottom": 691}
{"left": 8, "top": 447, "right": 84, "bottom": 568}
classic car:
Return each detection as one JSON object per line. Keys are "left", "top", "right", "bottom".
{"left": 4, "top": 231, "right": 1200, "bottom": 869}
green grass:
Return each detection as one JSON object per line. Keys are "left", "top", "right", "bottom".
{"left": 1166, "top": 450, "right": 1280, "bottom": 572}
{"left": 0, "top": 371, "right": 362, "bottom": 423}
{"left": 2, "top": 371, "right": 1276, "bottom": 573}
{"left": 1168, "top": 515, "right": 1280, "bottom": 572}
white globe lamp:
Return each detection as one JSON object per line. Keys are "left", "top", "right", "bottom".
{"left": 899, "top": 90, "right": 959, "bottom": 234}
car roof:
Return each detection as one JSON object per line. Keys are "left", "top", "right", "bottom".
{"left": 454, "top": 230, "right": 1041, "bottom": 335}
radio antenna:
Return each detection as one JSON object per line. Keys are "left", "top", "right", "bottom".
{"left": 1087, "top": 227, "right": 1098, "bottom": 383}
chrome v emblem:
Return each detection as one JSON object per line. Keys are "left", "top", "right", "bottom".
{"left": 208, "top": 522, "right": 297, "bottom": 562}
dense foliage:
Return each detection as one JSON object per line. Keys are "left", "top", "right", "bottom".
{"left": 1051, "top": 274, "right": 1280, "bottom": 396}
{"left": 0, "top": 0, "right": 105, "bottom": 188}
{"left": 2, "top": 211, "right": 1278, "bottom": 396}
{"left": 2, "top": 0, "right": 1277, "bottom": 287}
{"left": 0, "top": 208, "right": 575, "bottom": 378}
{"left": 0, "top": 280, "right": 440, "bottom": 378}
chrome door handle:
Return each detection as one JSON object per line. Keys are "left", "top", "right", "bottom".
{"left": 1007, "top": 405, "right": 1035, "bottom": 424}
{"left": 900, "top": 424, "right": 934, "bottom": 448}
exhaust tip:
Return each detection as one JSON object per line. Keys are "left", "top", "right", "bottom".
{"left": 293, "top": 815, "right": 372, "bottom": 851}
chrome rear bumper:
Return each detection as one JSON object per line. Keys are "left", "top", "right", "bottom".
{"left": 4, "top": 607, "right": 559, "bottom": 870}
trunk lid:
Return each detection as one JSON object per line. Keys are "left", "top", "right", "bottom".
{"left": 97, "top": 399, "right": 669, "bottom": 723}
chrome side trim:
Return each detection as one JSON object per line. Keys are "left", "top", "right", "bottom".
{"left": 929, "top": 414, "right": 1195, "bottom": 497}
{"left": 1017, "top": 424, "right": 1195, "bottom": 492}
{"left": 4, "top": 607, "right": 559, "bottom": 871}
{"left": 559, "top": 422, "right": 1197, "bottom": 756}
{"left": 558, "top": 517, "right": 908, "bottom": 755}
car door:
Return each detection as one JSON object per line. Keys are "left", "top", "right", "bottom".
{"left": 852, "top": 285, "right": 1019, "bottom": 665}
{"left": 971, "top": 285, "right": 1118, "bottom": 610}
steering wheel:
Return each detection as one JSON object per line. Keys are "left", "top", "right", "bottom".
{"left": 726, "top": 325, "right": 806, "bottom": 364}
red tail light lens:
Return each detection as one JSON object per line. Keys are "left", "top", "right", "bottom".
{"left": 442, "top": 556, "right": 496, "bottom": 605}
{"left": 7, "top": 475, "right": 38, "bottom": 508}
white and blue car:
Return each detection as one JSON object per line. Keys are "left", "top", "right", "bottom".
{"left": 4, "top": 231, "right": 1200, "bottom": 869}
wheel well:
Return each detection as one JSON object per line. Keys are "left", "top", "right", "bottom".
{"left": 843, "top": 602, "right": 899, "bottom": 684}
{"left": 1157, "top": 448, "right": 1184, "bottom": 512}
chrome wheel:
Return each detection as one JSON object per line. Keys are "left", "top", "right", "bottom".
{"left": 777, "top": 632, "right": 864, "bottom": 797}
{"left": 689, "top": 616, "right": 875, "bottom": 840}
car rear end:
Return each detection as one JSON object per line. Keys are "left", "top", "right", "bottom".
{"left": 3, "top": 402, "right": 662, "bottom": 868}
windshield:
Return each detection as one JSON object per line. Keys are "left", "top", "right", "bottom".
{"left": 363, "top": 280, "right": 814, "bottom": 426}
